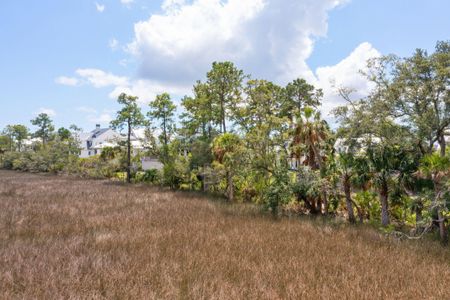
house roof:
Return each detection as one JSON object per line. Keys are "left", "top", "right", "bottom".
{"left": 90, "top": 128, "right": 110, "bottom": 138}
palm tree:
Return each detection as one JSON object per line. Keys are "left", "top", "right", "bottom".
{"left": 336, "top": 152, "right": 357, "bottom": 223}
{"left": 366, "top": 144, "right": 403, "bottom": 227}
{"left": 290, "top": 107, "right": 332, "bottom": 214}
{"left": 291, "top": 107, "right": 330, "bottom": 170}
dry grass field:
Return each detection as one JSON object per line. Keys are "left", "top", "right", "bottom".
{"left": 0, "top": 170, "right": 449, "bottom": 299}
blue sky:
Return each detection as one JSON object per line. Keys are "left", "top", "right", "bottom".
{"left": 1, "top": 0, "right": 449, "bottom": 131}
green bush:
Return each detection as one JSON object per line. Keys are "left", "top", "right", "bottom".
{"left": 263, "top": 167, "right": 293, "bottom": 215}
{"left": 142, "top": 169, "right": 160, "bottom": 183}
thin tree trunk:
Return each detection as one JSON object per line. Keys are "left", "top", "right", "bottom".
{"left": 433, "top": 181, "right": 448, "bottom": 245}
{"left": 351, "top": 199, "right": 364, "bottom": 223}
{"left": 220, "top": 95, "right": 226, "bottom": 133}
{"left": 437, "top": 210, "right": 448, "bottom": 245}
{"left": 227, "top": 170, "right": 233, "bottom": 201}
{"left": 380, "top": 181, "right": 390, "bottom": 226}
{"left": 438, "top": 134, "right": 446, "bottom": 157}
{"left": 322, "top": 192, "right": 328, "bottom": 215}
{"left": 343, "top": 176, "right": 356, "bottom": 224}
{"left": 127, "top": 120, "right": 131, "bottom": 183}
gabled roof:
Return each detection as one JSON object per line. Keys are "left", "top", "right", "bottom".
{"left": 90, "top": 128, "right": 110, "bottom": 138}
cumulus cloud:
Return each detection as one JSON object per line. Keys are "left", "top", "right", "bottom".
{"left": 315, "top": 42, "right": 381, "bottom": 117}
{"left": 63, "top": 0, "right": 381, "bottom": 117}
{"left": 95, "top": 2, "right": 105, "bottom": 12}
{"left": 61, "top": 68, "right": 190, "bottom": 105}
{"left": 36, "top": 108, "right": 56, "bottom": 117}
{"left": 109, "top": 79, "right": 190, "bottom": 104}
{"left": 75, "top": 69, "right": 129, "bottom": 88}
{"left": 127, "top": 0, "right": 349, "bottom": 85}
{"left": 55, "top": 76, "right": 79, "bottom": 86}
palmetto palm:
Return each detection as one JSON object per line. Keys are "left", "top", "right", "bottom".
{"left": 291, "top": 107, "right": 330, "bottom": 171}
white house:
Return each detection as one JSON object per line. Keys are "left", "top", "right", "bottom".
{"left": 78, "top": 125, "right": 163, "bottom": 170}
{"left": 79, "top": 124, "right": 122, "bottom": 158}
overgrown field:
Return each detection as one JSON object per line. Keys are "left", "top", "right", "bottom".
{"left": 0, "top": 170, "right": 449, "bottom": 299}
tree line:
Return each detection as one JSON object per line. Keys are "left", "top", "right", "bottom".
{"left": 1, "top": 41, "right": 449, "bottom": 244}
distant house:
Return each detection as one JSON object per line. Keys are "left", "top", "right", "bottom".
{"left": 79, "top": 124, "right": 122, "bottom": 158}
{"left": 141, "top": 156, "right": 164, "bottom": 171}
{"left": 78, "top": 125, "right": 163, "bottom": 170}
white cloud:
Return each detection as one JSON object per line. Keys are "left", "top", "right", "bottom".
{"left": 55, "top": 76, "right": 79, "bottom": 86}
{"left": 75, "top": 69, "right": 129, "bottom": 88}
{"left": 109, "top": 38, "right": 119, "bottom": 51}
{"left": 95, "top": 2, "right": 105, "bottom": 12}
{"left": 36, "top": 108, "right": 56, "bottom": 117}
{"left": 121, "top": 0, "right": 134, "bottom": 6}
{"left": 61, "top": 68, "right": 189, "bottom": 106}
{"left": 315, "top": 42, "right": 381, "bottom": 117}
{"left": 64, "top": 0, "right": 381, "bottom": 118}
{"left": 108, "top": 79, "right": 190, "bottom": 105}
{"left": 127, "top": 0, "right": 349, "bottom": 85}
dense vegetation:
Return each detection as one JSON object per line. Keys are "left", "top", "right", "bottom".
{"left": 1, "top": 41, "right": 449, "bottom": 244}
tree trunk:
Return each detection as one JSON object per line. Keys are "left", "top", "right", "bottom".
{"left": 379, "top": 181, "right": 390, "bottom": 227}
{"left": 343, "top": 176, "right": 356, "bottom": 224}
{"left": 433, "top": 180, "right": 448, "bottom": 245}
{"left": 322, "top": 192, "right": 328, "bottom": 215}
{"left": 436, "top": 209, "right": 448, "bottom": 245}
{"left": 437, "top": 210, "right": 448, "bottom": 245}
{"left": 163, "top": 118, "right": 167, "bottom": 147}
{"left": 438, "top": 134, "right": 446, "bottom": 157}
{"left": 226, "top": 170, "right": 233, "bottom": 201}
{"left": 220, "top": 95, "right": 226, "bottom": 133}
{"left": 127, "top": 121, "right": 131, "bottom": 183}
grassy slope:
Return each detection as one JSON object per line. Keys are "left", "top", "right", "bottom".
{"left": 0, "top": 170, "right": 449, "bottom": 299}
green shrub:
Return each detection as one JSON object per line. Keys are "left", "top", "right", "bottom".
{"left": 263, "top": 167, "right": 292, "bottom": 215}
{"left": 142, "top": 169, "right": 160, "bottom": 183}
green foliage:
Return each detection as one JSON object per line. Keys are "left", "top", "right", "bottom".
{"left": 281, "top": 78, "right": 322, "bottom": 121}
{"left": 148, "top": 93, "right": 177, "bottom": 149}
{"left": 4, "top": 124, "right": 29, "bottom": 151}
{"left": 111, "top": 93, "right": 146, "bottom": 183}
{"left": 1, "top": 139, "right": 78, "bottom": 173}
{"left": 31, "top": 113, "right": 54, "bottom": 146}
{"left": 263, "top": 166, "right": 293, "bottom": 215}
{"left": 77, "top": 155, "right": 122, "bottom": 178}
{"left": 142, "top": 169, "right": 160, "bottom": 183}
{"left": 206, "top": 61, "right": 245, "bottom": 133}
{"left": 57, "top": 127, "right": 71, "bottom": 140}
{"left": 162, "top": 162, "right": 184, "bottom": 189}
{"left": 354, "top": 191, "right": 380, "bottom": 224}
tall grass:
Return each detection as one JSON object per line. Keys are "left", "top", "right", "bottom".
{"left": 0, "top": 170, "right": 449, "bottom": 299}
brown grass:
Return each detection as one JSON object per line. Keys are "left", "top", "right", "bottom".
{"left": 0, "top": 170, "right": 449, "bottom": 299}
